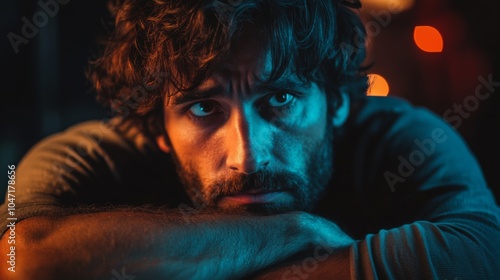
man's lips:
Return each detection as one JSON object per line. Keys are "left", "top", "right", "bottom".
{"left": 218, "top": 190, "right": 289, "bottom": 205}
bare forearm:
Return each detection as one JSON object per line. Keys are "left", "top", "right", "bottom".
{"left": 1, "top": 210, "right": 306, "bottom": 279}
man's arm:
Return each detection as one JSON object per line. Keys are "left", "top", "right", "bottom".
{"left": 254, "top": 208, "right": 500, "bottom": 280}
{"left": 0, "top": 209, "right": 353, "bottom": 279}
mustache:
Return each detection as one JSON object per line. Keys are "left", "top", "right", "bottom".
{"left": 208, "top": 170, "right": 306, "bottom": 200}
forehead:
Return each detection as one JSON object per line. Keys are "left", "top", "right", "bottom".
{"left": 214, "top": 49, "right": 302, "bottom": 87}
{"left": 169, "top": 45, "right": 306, "bottom": 105}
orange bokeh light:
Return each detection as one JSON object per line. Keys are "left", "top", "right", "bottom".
{"left": 367, "top": 74, "right": 390, "bottom": 97}
{"left": 414, "top": 26, "right": 444, "bottom": 53}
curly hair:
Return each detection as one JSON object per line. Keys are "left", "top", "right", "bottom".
{"left": 87, "top": 0, "right": 368, "bottom": 136}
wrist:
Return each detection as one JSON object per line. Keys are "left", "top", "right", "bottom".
{"left": 291, "top": 211, "right": 354, "bottom": 250}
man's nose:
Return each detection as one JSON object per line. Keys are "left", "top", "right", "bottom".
{"left": 225, "top": 110, "right": 270, "bottom": 174}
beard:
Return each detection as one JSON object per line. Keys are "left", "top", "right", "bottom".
{"left": 168, "top": 125, "right": 335, "bottom": 215}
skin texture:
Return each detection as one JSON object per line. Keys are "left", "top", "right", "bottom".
{"left": 0, "top": 210, "right": 354, "bottom": 279}
{"left": 156, "top": 37, "right": 350, "bottom": 214}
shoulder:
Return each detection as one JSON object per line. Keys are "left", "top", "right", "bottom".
{"left": 341, "top": 96, "right": 451, "bottom": 148}
{"left": 12, "top": 118, "right": 179, "bottom": 203}
{"left": 23, "top": 118, "right": 167, "bottom": 172}
{"left": 327, "top": 96, "right": 498, "bottom": 234}
{"left": 341, "top": 96, "right": 492, "bottom": 203}
{"left": 336, "top": 95, "right": 490, "bottom": 204}
{"left": 346, "top": 96, "right": 434, "bottom": 127}
{"left": 32, "top": 118, "right": 159, "bottom": 156}
{"left": 340, "top": 95, "right": 481, "bottom": 174}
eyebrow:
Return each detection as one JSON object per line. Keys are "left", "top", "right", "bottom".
{"left": 170, "top": 86, "right": 226, "bottom": 106}
{"left": 170, "top": 77, "right": 308, "bottom": 106}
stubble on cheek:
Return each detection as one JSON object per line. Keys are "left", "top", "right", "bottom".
{"left": 173, "top": 135, "right": 334, "bottom": 214}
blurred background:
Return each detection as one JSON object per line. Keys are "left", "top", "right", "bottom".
{"left": 1, "top": 0, "right": 499, "bottom": 202}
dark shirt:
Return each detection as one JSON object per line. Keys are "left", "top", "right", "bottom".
{"left": 2, "top": 96, "right": 499, "bottom": 278}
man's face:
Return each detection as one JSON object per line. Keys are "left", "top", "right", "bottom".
{"left": 156, "top": 41, "right": 349, "bottom": 214}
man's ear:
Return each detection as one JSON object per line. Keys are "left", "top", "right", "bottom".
{"left": 332, "top": 93, "right": 350, "bottom": 128}
{"left": 155, "top": 134, "right": 171, "bottom": 153}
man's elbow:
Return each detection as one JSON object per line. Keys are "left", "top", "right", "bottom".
{"left": 0, "top": 217, "right": 65, "bottom": 279}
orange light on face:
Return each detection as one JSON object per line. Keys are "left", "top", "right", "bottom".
{"left": 367, "top": 74, "right": 390, "bottom": 97}
{"left": 414, "top": 26, "right": 444, "bottom": 53}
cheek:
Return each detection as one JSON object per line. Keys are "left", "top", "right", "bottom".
{"left": 273, "top": 96, "right": 328, "bottom": 169}
{"left": 289, "top": 89, "right": 328, "bottom": 133}
{"left": 165, "top": 117, "right": 206, "bottom": 164}
{"left": 292, "top": 92, "right": 328, "bottom": 142}
{"left": 165, "top": 118, "right": 225, "bottom": 178}
{"left": 296, "top": 104, "right": 327, "bottom": 136}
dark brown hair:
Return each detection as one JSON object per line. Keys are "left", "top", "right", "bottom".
{"left": 87, "top": 0, "right": 368, "bottom": 135}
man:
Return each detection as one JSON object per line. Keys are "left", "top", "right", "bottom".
{"left": 1, "top": 0, "right": 499, "bottom": 279}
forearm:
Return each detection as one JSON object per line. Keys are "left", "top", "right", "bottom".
{"left": 254, "top": 214, "right": 500, "bottom": 280}
{"left": 352, "top": 219, "right": 500, "bottom": 279}
{"left": 0, "top": 209, "right": 307, "bottom": 279}
{"left": 252, "top": 246, "right": 351, "bottom": 280}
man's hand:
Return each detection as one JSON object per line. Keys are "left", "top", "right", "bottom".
{"left": 248, "top": 212, "right": 354, "bottom": 280}
{"left": 294, "top": 211, "right": 354, "bottom": 250}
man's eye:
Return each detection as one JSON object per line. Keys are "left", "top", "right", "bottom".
{"left": 268, "top": 93, "right": 295, "bottom": 107}
{"left": 189, "top": 101, "right": 218, "bottom": 117}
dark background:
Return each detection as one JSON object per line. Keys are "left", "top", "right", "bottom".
{"left": 1, "top": 0, "right": 499, "bottom": 202}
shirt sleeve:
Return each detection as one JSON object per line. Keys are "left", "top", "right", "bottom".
{"left": 346, "top": 99, "right": 500, "bottom": 279}
{"left": 0, "top": 119, "right": 182, "bottom": 237}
